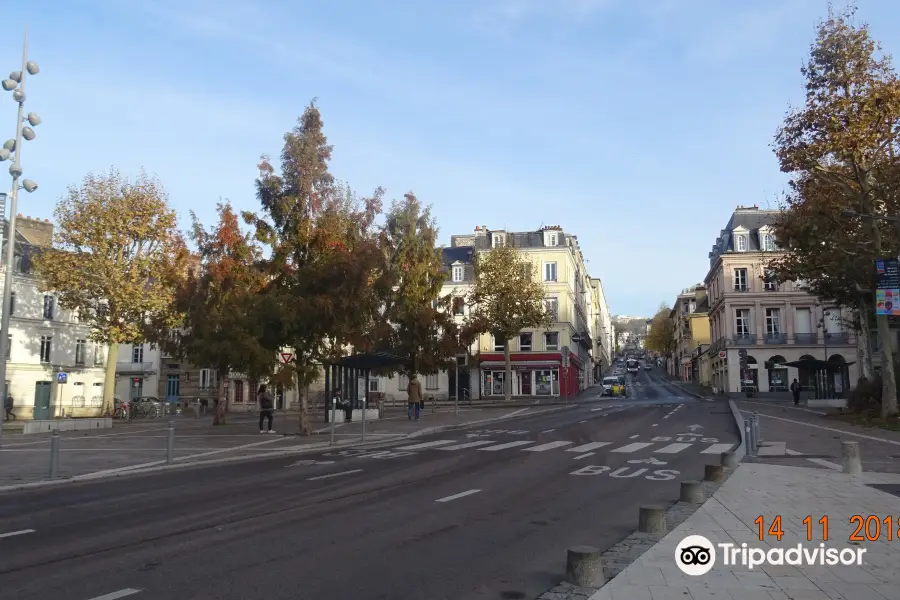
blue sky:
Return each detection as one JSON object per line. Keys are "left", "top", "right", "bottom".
{"left": 3, "top": 0, "right": 899, "bottom": 318}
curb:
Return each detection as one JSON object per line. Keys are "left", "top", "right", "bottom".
{"left": 0, "top": 404, "right": 573, "bottom": 494}
{"left": 728, "top": 399, "right": 747, "bottom": 460}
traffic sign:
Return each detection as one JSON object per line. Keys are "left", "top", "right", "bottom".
{"left": 57, "top": 372, "right": 68, "bottom": 384}
{"left": 280, "top": 352, "right": 294, "bottom": 364}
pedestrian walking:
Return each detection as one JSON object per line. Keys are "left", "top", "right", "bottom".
{"left": 3, "top": 394, "right": 14, "bottom": 421}
{"left": 790, "top": 378, "right": 801, "bottom": 406}
{"left": 407, "top": 374, "right": 422, "bottom": 421}
{"left": 258, "top": 384, "right": 275, "bottom": 433}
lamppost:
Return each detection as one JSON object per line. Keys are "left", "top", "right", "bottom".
{"left": 0, "top": 31, "right": 40, "bottom": 443}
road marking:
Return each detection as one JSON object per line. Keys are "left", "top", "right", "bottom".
{"left": 86, "top": 590, "right": 142, "bottom": 600}
{"left": 435, "top": 489, "right": 481, "bottom": 503}
{"left": 394, "top": 440, "right": 458, "bottom": 450}
{"left": 785, "top": 449, "right": 841, "bottom": 470}
{"left": 629, "top": 434, "right": 640, "bottom": 439}
{"left": 591, "top": 407, "right": 607, "bottom": 412}
{"left": 566, "top": 442, "right": 612, "bottom": 452}
{"left": 755, "top": 413, "right": 900, "bottom": 446}
{"left": 654, "top": 443, "right": 692, "bottom": 454}
{"left": 579, "top": 420, "right": 587, "bottom": 423}
{"left": 307, "top": 469, "right": 363, "bottom": 481}
{"left": 0, "top": 529, "right": 35, "bottom": 539}
{"left": 573, "top": 452, "right": 595, "bottom": 460}
{"left": 757, "top": 442, "right": 787, "bottom": 456}
{"left": 652, "top": 424, "right": 658, "bottom": 427}
{"left": 541, "top": 429, "right": 556, "bottom": 433}
{"left": 701, "top": 443, "right": 735, "bottom": 455}
{"left": 438, "top": 440, "right": 497, "bottom": 450}
{"left": 610, "top": 442, "right": 654, "bottom": 453}
{"left": 479, "top": 440, "right": 536, "bottom": 451}
{"left": 524, "top": 441, "right": 573, "bottom": 452}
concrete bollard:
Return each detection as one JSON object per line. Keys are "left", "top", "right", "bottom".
{"left": 680, "top": 480, "right": 704, "bottom": 504}
{"left": 704, "top": 464, "right": 725, "bottom": 483}
{"left": 721, "top": 451, "right": 739, "bottom": 468}
{"left": 841, "top": 441, "right": 862, "bottom": 474}
{"left": 638, "top": 505, "right": 667, "bottom": 534}
{"left": 744, "top": 419, "right": 756, "bottom": 455}
{"left": 751, "top": 414, "right": 760, "bottom": 446}
{"left": 49, "top": 429, "right": 60, "bottom": 479}
{"left": 565, "top": 545, "right": 605, "bottom": 587}
{"left": 166, "top": 421, "right": 175, "bottom": 465}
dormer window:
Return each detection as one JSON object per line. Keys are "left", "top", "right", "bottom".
{"left": 544, "top": 231, "right": 559, "bottom": 247}
{"left": 451, "top": 265, "right": 463, "bottom": 282}
{"left": 762, "top": 234, "right": 776, "bottom": 251}
{"left": 492, "top": 233, "right": 505, "bottom": 248}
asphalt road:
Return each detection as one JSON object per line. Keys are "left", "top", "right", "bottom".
{"left": 0, "top": 368, "right": 739, "bottom": 600}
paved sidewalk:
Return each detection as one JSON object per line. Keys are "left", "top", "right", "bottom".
{"left": 590, "top": 462, "right": 900, "bottom": 600}
{"left": 0, "top": 405, "right": 543, "bottom": 487}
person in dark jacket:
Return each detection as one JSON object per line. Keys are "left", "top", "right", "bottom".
{"left": 3, "top": 394, "right": 13, "bottom": 421}
{"left": 790, "top": 379, "right": 801, "bottom": 406}
{"left": 258, "top": 384, "right": 275, "bottom": 433}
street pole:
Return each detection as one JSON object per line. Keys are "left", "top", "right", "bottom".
{"left": 0, "top": 31, "right": 41, "bottom": 449}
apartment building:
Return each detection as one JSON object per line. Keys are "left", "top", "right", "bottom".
{"left": 1, "top": 216, "right": 109, "bottom": 419}
{"left": 669, "top": 285, "right": 711, "bottom": 382}
{"left": 590, "top": 278, "right": 614, "bottom": 380}
{"left": 704, "top": 206, "right": 857, "bottom": 394}
{"left": 115, "top": 342, "right": 161, "bottom": 401}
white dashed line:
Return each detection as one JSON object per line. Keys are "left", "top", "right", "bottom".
{"left": 573, "top": 452, "right": 594, "bottom": 460}
{"left": 541, "top": 429, "right": 556, "bottom": 433}
{"left": 86, "top": 590, "right": 142, "bottom": 600}
{"left": 566, "top": 442, "right": 612, "bottom": 452}
{"left": 0, "top": 529, "right": 35, "bottom": 539}
{"left": 629, "top": 434, "right": 640, "bottom": 439}
{"left": 785, "top": 449, "right": 841, "bottom": 470}
{"left": 307, "top": 469, "right": 363, "bottom": 481}
{"left": 435, "top": 489, "right": 481, "bottom": 503}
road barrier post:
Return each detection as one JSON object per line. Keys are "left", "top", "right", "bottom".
{"left": 330, "top": 397, "right": 337, "bottom": 446}
{"left": 841, "top": 441, "right": 862, "bottom": 474}
{"left": 744, "top": 419, "right": 756, "bottom": 455}
{"left": 638, "top": 505, "right": 667, "bottom": 534}
{"left": 704, "top": 464, "right": 724, "bottom": 483}
{"left": 361, "top": 397, "right": 367, "bottom": 443}
{"left": 565, "top": 546, "right": 605, "bottom": 587}
{"left": 49, "top": 429, "right": 59, "bottom": 479}
{"left": 751, "top": 413, "right": 760, "bottom": 447}
{"left": 680, "top": 480, "right": 704, "bottom": 503}
{"left": 166, "top": 421, "right": 175, "bottom": 465}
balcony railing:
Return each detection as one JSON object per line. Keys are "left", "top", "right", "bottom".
{"left": 825, "top": 331, "right": 851, "bottom": 344}
{"left": 116, "top": 361, "right": 155, "bottom": 374}
{"left": 793, "top": 333, "right": 818, "bottom": 344}
{"left": 764, "top": 333, "right": 788, "bottom": 345}
{"left": 732, "top": 334, "right": 756, "bottom": 345}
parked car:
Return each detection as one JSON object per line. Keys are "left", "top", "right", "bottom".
{"left": 601, "top": 376, "right": 625, "bottom": 396}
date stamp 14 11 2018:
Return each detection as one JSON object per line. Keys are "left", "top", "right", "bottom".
{"left": 755, "top": 515, "right": 900, "bottom": 543}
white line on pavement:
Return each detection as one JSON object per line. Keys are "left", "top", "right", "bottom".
{"left": 610, "top": 442, "right": 654, "bottom": 453}
{"left": 435, "top": 489, "right": 481, "bottom": 503}
{"left": 573, "top": 453, "right": 594, "bottom": 460}
{"left": 756, "top": 413, "right": 900, "bottom": 446}
{"left": 0, "top": 529, "right": 35, "bottom": 539}
{"left": 566, "top": 442, "right": 612, "bottom": 452}
{"left": 590, "top": 407, "right": 607, "bottom": 412}
{"left": 651, "top": 424, "right": 658, "bottom": 427}
{"left": 438, "top": 440, "right": 498, "bottom": 450}
{"left": 785, "top": 449, "right": 842, "bottom": 470}
{"left": 579, "top": 420, "right": 587, "bottom": 423}
{"left": 394, "top": 440, "right": 457, "bottom": 450}
{"left": 479, "top": 440, "right": 536, "bottom": 451}
{"left": 701, "top": 443, "right": 735, "bottom": 455}
{"left": 654, "top": 443, "right": 692, "bottom": 454}
{"left": 629, "top": 434, "right": 639, "bottom": 439}
{"left": 524, "top": 441, "right": 573, "bottom": 452}
{"left": 541, "top": 429, "right": 556, "bottom": 433}
{"left": 85, "top": 589, "right": 142, "bottom": 600}
{"left": 307, "top": 469, "right": 364, "bottom": 481}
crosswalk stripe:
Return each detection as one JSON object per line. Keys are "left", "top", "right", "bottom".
{"left": 566, "top": 442, "right": 613, "bottom": 452}
{"left": 701, "top": 443, "right": 735, "bottom": 454}
{"left": 438, "top": 440, "right": 498, "bottom": 450}
{"left": 655, "top": 443, "right": 692, "bottom": 454}
{"left": 394, "top": 440, "right": 458, "bottom": 450}
{"left": 610, "top": 442, "right": 654, "bottom": 453}
{"left": 479, "top": 440, "right": 536, "bottom": 451}
{"left": 524, "top": 441, "right": 573, "bottom": 452}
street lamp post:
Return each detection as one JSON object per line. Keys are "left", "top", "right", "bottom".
{"left": 0, "top": 30, "right": 41, "bottom": 445}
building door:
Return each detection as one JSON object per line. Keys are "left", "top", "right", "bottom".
{"left": 448, "top": 368, "right": 471, "bottom": 401}
{"left": 130, "top": 377, "right": 143, "bottom": 400}
{"left": 166, "top": 374, "right": 180, "bottom": 402}
{"left": 519, "top": 370, "right": 533, "bottom": 395}
{"left": 535, "top": 370, "right": 552, "bottom": 395}
{"left": 33, "top": 381, "right": 52, "bottom": 420}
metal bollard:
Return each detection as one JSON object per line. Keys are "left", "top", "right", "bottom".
{"left": 744, "top": 419, "right": 755, "bottom": 455}
{"left": 49, "top": 429, "right": 60, "bottom": 479}
{"left": 329, "top": 397, "right": 337, "bottom": 446}
{"left": 361, "top": 398, "right": 367, "bottom": 442}
{"left": 751, "top": 414, "right": 760, "bottom": 447}
{"left": 166, "top": 421, "right": 175, "bottom": 465}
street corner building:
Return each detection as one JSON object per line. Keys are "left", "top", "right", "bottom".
{"left": 696, "top": 205, "right": 859, "bottom": 396}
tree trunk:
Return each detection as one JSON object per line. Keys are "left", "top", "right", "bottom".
{"left": 213, "top": 375, "right": 227, "bottom": 425}
{"left": 102, "top": 342, "right": 119, "bottom": 417}
{"left": 854, "top": 302, "right": 874, "bottom": 380}
{"left": 297, "top": 369, "right": 311, "bottom": 436}
{"left": 504, "top": 340, "right": 512, "bottom": 402}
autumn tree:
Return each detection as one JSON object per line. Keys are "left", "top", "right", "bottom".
{"left": 373, "top": 193, "right": 463, "bottom": 376}
{"left": 246, "top": 101, "right": 385, "bottom": 435}
{"left": 773, "top": 5, "right": 900, "bottom": 415}
{"left": 468, "top": 244, "right": 550, "bottom": 401}
{"left": 33, "top": 170, "right": 185, "bottom": 415}
{"left": 645, "top": 305, "right": 676, "bottom": 358}
{"left": 163, "top": 203, "right": 276, "bottom": 425}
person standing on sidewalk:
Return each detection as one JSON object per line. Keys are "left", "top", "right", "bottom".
{"left": 407, "top": 374, "right": 422, "bottom": 420}
{"left": 790, "top": 378, "right": 801, "bottom": 405}
{"left": 258, "top": 384, "right": 276, "bottom": 433}
{"left": 3, "top": 394, "right": 13, "bottom": 421}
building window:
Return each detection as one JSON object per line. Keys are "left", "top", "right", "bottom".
{"left": 451, "top": 265, "right": 463, "bottom": 282}
{"left": 75, "top": 339, "right": 87, "bottom": 365}
{"left": 233, "top": 380, "right": 244, "bottom": 403}
{"left": 765, "top": 308, "right": 781, "bottom": 335}
{"left": 735, "top": 309, "right": 750, "bottom": 337}
{"left": 735, "top": 235, "right": 747, "bottom": 252}
{"left": 764, "top": 269, "right": 777, "bottom": 291}
{"left": 545, "top": 332, "right": 559, "bottom": 350}
{"left": 519, "top": 333, "right": 533, "bottom": 351}
{"left": 397, "top": 374, "right": 409, "bottom": 390}
{"left": 5, "top": 334, "right": 9, "bottom": 361}
{"left": 93, "top": 343, "right": 105, "bottom": 366}
{"left": 733, "top": 268, "right": 748, "bottom": 291}
{"left": 546, "top": 233, "right": 558, "bottom": 247}
{"left": 452, "top": 296, "right": 465, "bottom": 315}
{"left": 199, "top": 368, "right": 214, "bottom": 389}
{"left": 43, "top": 295, "right": 55, "bottom": 320}
{"left": 166, "top": 374, "right": 180, "bottom": 398}
{"left": 544, "top": 262, "right": 558, "bottom": 282}
{"left": 425, "top": 374, "right": 439, "bottom": 389}
{"left": 368, "top": 378, "right": 380, "bottom": 392}
{"left": 493, "top": 336, "right": 505, "bottom": 351}
{"left": 762, "top": 234, "right": 776, "bottom": 251}
{"left": 40, "top": 335, "right": 52, "bottom": 363}
{"left": 91, "top": 382, "right": 103, "bottom": 406}
{"left": 545, "top": 298, "right": 559, "bottom": 320}
{"left": 132, "top": 344, "right": 144, "bottom": 363}
{"left": 492, "top": 233, "right": 505, "bottom": 247}
{"left": 9, "top": 292, "right": 14, "bottom": 316}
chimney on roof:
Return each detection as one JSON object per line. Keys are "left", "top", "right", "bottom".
{"left": 16, "top": 215, "right": 54, "bottom": 246}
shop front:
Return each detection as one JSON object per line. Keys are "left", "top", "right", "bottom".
{"left": 479, "top": 351, "right": 582, "bottom": 398}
